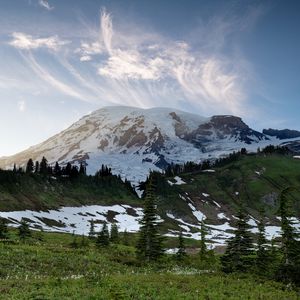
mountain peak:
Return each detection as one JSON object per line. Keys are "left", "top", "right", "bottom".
{"left": 0, "top": 106, "right": 292, "bottom": 185}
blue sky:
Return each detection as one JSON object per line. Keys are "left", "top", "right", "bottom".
{"left": 0, "top": 0, "right": 300, "bottom": 156}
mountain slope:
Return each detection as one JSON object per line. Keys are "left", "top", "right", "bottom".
{"left": 1, "top": 153, "right": 299, "bottom": 246}
{"left": 0, "top": 106, "right": 296, "bottom": 186}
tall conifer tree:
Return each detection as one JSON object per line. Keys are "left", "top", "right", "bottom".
{"left": 277, "top": 187, "right": 300, "bottom": 284}
{"left": 110, "top": 223, "right": 119, "bottom": 243}
{"left": 39, "top": 157, "right": 48, "bottom": 175}
{"left": 96, "top": 222, "right": 110, "bottom": 247}
{"left": 199, "top": 219, "right": 208, "bottom": 260}
{"left": 256, "top": 218, "right": 270, "bottom": 274}
{"left": 221, "top": 210, "right": 254, "bottom": 273}
{"left": 176, "top": 231, "right": 186, "bottom": 260}
{"left": 136, "top": 177, "right": 163, "bottom": 262}
{"left": 25, "top": 159, "right": 34, "bottom": 173}
{"left": 0, "top": 218, "right": 8, "bottom": 239}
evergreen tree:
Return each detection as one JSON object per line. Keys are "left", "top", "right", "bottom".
{"left": 39, "top": 157, "right": 48, "bottom": 175}
{"left": 96, "top": 222, "right": 110, "bottom": 247}
{"left": 0, "top": 218, "right": 8, "bottom": 240}
{"left": 47, "top": 166, "right": 53, "bottom": 175}
{"left": 269, "top": 237, "right": 280, "bottom": 275}
{"left": 88, "top": 219, "right": 96, "bottom": 239}
{"left": 110, "top": 223, "right": 119, "bottom": 243}
{"left": 18, "top": 218, "right": 31, "bottom": 241}
{"left": 34, "top": 161, "right": 39, "bottom": 173}
{"left": 65, "top": 162, "right": 72, "bottom": 176}
{"left": 136, "top": 178, "right": 164, "bottom": 262}
{"left": 221, "top": 210, "right": 254, "bottom": 273}
{"left": 199, "top": 219, "right": 208, "bottom": 261}
{"left": 256, "top": 218, "right": 270, "bottom": 274}
{"left": 276, "top": 187, "right": 300, "bottom": 284}
{"left": 25, "top": 159, "right": 34, "bottom": 173}
{"left": 176, "top": 231, "right": 186, "bottom": 260}
{"left": 79, "top": 163, "right": 86, "bottom": 175}
{"left": 53, "top": 162, "right": 61, "bottom": 176}
{"left": 13, "top": 163, "right": 17, "bottom": 173}
{"left": 70, "top": 165, "right": 79, "bottom": 179}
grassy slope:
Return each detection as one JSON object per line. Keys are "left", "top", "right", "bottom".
{"left": 0, "top": 154, "right": 300, "bottom": 230}
{"left": 0, "top": 173, "right": 140, "bottom": 211}
{"left": 157, "top": 154, "right": 300, "bottom": 227}
{"left": 0, "top": 230, "right": 298, "bottom": 299}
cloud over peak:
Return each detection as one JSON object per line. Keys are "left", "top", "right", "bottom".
{"left": 6, "top": 7, "right": 258, "bottom": 117}
{"left": 94, "top": 9, "right": 247, "bottom": 115}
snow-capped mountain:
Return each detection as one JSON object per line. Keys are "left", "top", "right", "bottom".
{"left": 0, "top": 106, "right": 294, "bottom": 185}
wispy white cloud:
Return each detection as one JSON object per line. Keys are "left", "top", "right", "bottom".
{"left": 101, "top": 8, "right": 113, "bottom": 54}
{"left": 7, "top": 7, "right": 263, "bottom": 118}
{"left": 21, "top": 52, "right": 85, "bottom": 101}
{"left": 80, "top": 55, "right": 92, "bottom": 62}
{"left": 9, "top": 32, "right": 69, "bottom": 51}
{"left": 75, "top": 41, "right": 104, "bottom": 62}
{"left": 93, "top": 10, "right": 250, "bottom": 115}
{"left": 38, "top": 0, "right": 54, "bottom": 11}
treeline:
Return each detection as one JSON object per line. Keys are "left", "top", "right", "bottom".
{"left": 13, "top": 157, "right": 87, "bottom": 179}
{"left": 0, "top": 157, "right": 136, "bottom": 196}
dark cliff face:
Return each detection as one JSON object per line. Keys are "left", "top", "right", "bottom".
{"left": 263, "top": 128, "right": 300, "bottom": 140}
{"left": 182, "top": 115, "right": 266, "bottom": 146}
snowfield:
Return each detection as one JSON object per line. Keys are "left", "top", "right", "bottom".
{"left": 0, "top": 205, "right": 144, "bottom": 235}
{"left": 1, "top": 204, "right": 299, "bottom": 246}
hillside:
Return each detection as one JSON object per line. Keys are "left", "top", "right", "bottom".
{"left": 0, "top": 171, "right": 139, "bottom": 212}
{"left": 0, "top": 152, "right": 299, "bottom": 245}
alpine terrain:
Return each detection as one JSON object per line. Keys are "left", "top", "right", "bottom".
{"left": 0, "top": 106, "right": 298, "bottom": 186}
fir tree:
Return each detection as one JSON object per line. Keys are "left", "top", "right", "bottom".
{"left": 79, "top": 163, "right": 86, "bottom": 175}
{"left": 221, "top": 210, "right": 254, "bottom": 273}
{"left": 53, "top": 162, "right": 61, "bottom": 176}
{"left": 39, "top": 157, "right": 48, "bottom": 175}
{"left": 276, "top": 187, "right": 300, "bottom": 284}
{"left": 47, "top": 166, "right": 53, "bottom": 175}
{"left": 176, "top": 231, "right": 186, "bottom": 260}
{"left": 88, "top": 219, "right": 96, "bottom": 239}
{"left": 199, "top": 219, "right": 208, "bottom": 261}
{"left": 25, "top": 159, "right": 34, "bottom": 173}
{"left": 136, "top": 178, "right": 164, "bottom": 262}
{"left": 0, "top": 218, "right": 8, "bottom": 240}
{"left": 256, "top": 218, "right": 270, "bottom": 274}
{"left": 110, "top": 223, "right": 119, "bottom": 243}
{"left": 65, "top": 162, "right": 72, "bottom": 176}
{"left": 34, "top": 161, "right": 39, "bottom": 173}
{"left": 96, "top": 222, "right": 110, "bottom": 247}
{"left": 18, "top": 218, "right": 31, "bottom": 241}
{"left": 70, "top": 166, "right": 79, "bottom": 179}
